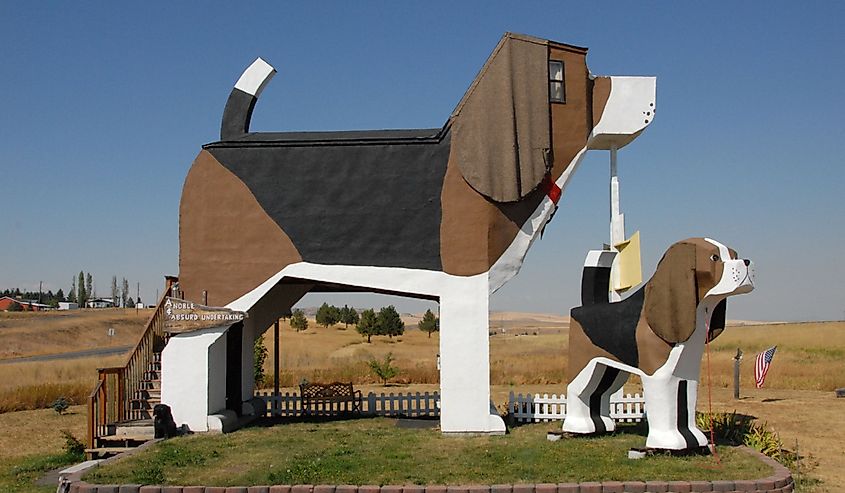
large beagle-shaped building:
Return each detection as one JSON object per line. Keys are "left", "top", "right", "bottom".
{"left": 165, "top": 33, "right": 656, "bottom": 433}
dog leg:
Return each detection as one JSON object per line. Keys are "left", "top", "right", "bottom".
{"left": 642, "top": 375, "right": 708, "bottom": 450}
{"left": 598, "top": 369, "right": 629, "bottom": 431}
{"left": 439, "top": 275, "right": 505, "bottom": 434}
{"left": 678, "top": 379, "right": 708, "bottom": 447}
{"left": 563, "top": 361, "right": 623, "bottom": 434}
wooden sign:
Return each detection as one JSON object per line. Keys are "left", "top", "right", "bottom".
{"left": 163, "top": 297, "right": 246, "bottom": 334}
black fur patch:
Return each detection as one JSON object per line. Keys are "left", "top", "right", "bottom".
{"left": 571, "top": 288, "right": 644, "bottom": 368}
{"left": 581, "top": 266, "right": 611, "bottom": 306}
{"left": 589, "top": 367, "right": 620, "bottom": 433}
{"left": 677, "top": 380, "right": 699, "bottom": 449}
{"left": 207, "top": 132, "right": 451, "bottom": 271}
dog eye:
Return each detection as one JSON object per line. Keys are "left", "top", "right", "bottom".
{"left": 710, "top": 254, "right": 720, "bottom": 261}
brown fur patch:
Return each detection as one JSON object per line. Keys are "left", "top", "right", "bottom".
{"left": 549, "top": 46, "right": 591, "bottom": 178}
{"left": 179, "top": 150, "right": 302, "bottom": 306}
{"left": 635, "top": 317, "right": 673, "bottom": 375}
{"left": 592, "top": 77, "right": 612, "bottom": 128}
{"left": 441, "top": 46, "right": 600, "bottom": 276}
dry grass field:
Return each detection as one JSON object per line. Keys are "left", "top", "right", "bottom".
{"left": 258, "top": 311, "right": 571, "bottom": 388}
{"left": 0, "top": 309, "right": 149, "bottom": 413}
{"left": 0, "top": 309, "right": 149, "bottom": 360}
{"left": 259, "top": 316, "right": 845, "bottom": 392}
{"left": 1, "top": 309, "right": 843, "bottom": 490}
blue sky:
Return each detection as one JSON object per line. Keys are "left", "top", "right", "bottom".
{"left": 1, "top": 2, "right": 843, "bottom": 321}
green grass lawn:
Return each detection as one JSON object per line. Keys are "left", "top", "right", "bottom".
{"left": 0, "top": 452, "right": 82, "bottom": 493}
{"left": 84, "top": 418, "right": 772, "bottom": 487}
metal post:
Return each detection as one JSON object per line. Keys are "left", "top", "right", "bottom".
{"left": 274, "top": 321, "right": 280, "bottom": 398}
{"left": 733, "top": 348, "right": 743, "bottom": 399}
{"left": 609, "top": 144, "right": 624, "bottom": 302}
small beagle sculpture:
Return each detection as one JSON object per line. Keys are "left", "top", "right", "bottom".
{"left": 563, "top": 238, "right": 755, "bottom": 450}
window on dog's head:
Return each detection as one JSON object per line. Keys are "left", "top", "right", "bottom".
{"left": 549, "top": 60, "right": 565, "bottom": 103}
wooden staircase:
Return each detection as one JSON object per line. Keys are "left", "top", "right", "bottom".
{"left": 87, "top": 288, "right": 172, "bottom": 459}
{"left": 129, "top": 352, "right": 162, "bottom": 420}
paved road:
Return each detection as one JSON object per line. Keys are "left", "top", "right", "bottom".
{"left": 0, "top": 345, "right": 133, "bottom": 364}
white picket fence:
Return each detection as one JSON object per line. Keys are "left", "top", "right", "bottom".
{"left": 256, "top": 391, "right": 440, "bottom": 418}
{"left": 508, "top": 390, "right": 645, "bottom": 423}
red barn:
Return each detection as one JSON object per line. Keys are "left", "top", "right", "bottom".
{"left": 0, "top": 296, "right": 51, "bottom": 311}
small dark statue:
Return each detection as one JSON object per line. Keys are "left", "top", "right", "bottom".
{"left": 153, "top": 403, "right": 179, "bottom": 439}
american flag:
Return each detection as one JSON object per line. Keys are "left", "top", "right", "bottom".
{"left": 754, "top": 346, "right": 777, "bottom": 389}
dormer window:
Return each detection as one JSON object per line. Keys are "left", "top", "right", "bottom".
{"left": 549, "top": 60, "right": 565, "bottom": 103}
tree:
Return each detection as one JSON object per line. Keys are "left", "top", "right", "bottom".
{"left": 254, "top": 336, "right": 268, "bottom": 386}
{"left": 110, "top": 276, "right": 119, "bottom": 307}
{"left": 367, "top": 353, "right": 399, "bottom": 386}
{"left": 377, "top": 305, "right": 404, "bottom": 338}
{"left": 77, "top": 271, "right": 86, "bottom": 307}
{"left": 290, "top": 309, "right": 308, "bottom": 332}
{"left": 68, "top": 276, "right": 76, "bottom": 304}
{"left": 340, "top": 305, "right": 359, "bottom": 329}
{"left": 418, "top": 308, "right": 439, "bottom": 338}
{"left": 126, "top": 297, "right": 135, "bottom": 308}
{"left": 85, "top": 273, "right": 94, "bottom": 299}
{"left": 356, "top": 308, "right": 378, "bottom": 343}
{"left": 56, "top": 288, "right": 65, "bottom": 303}
{"left": 315, "top": 302, "right": 340, "bottom": 328}
{"left": 121, "top": 278, "right": 129, "bottom": 308}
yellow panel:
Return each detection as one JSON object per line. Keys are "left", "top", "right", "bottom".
{"left": 613, "top": 231, "right": 642, "bottom": 291}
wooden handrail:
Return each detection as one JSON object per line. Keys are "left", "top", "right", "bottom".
{"left": 120, "top": 292, "right": 171, "bottom": 368}
{"left": 87, "top": 288, "right": 172, "bottom": 449}
{"left": 87, "top": 378, "right": 105, "bottom": 449}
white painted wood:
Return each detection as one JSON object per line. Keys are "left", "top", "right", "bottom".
{"left": 234, "top": 58, "right": 276, "bottom": 97}
{"left": 507, "top": 389, "right": 645, "bottom": 423}
{"left": 588, "top": 76, "right": 657, "bottom": 150}
{"left": 161, "top": 325, "right": 229, "bottom": 432}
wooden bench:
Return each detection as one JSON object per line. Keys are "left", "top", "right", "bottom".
{"left": 300, "top": 382, "right": 362, "bottom": 415}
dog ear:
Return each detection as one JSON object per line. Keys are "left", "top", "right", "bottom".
{"left": 706, "top": 299, "right": 727, "bottom": 342}
{"left": 450, "top": 34, "right": 551, "bottom": 202}
{"left": 645, "top": 241, "right": 697, "bottom": 344}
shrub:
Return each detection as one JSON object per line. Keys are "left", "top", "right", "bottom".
{"left": 368, "top": 353, "right": 399, "bottom": 386}
{"left": 254, "top": 337, "right": 268, "bottom": 386}
{"left": 60, "top": 429, "right": 85, "bottom": 459}
{"left": 697, "top": 411, "right": 784, "bottom": 461}
{"left": 52, "top": 396, "right": 70, "bottom": 415}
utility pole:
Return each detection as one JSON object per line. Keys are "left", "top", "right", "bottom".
{"left": 136, "top": 282, "right": 140, "bottom": 315}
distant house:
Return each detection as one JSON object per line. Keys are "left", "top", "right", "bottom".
{"left": 0, "top": 296, "right": 52, "bottom": 311}
{"left": 58, "top": 302, "right": 79, "bottom": 310}
{"left": 86, "top": 298, "right": 115, "bottom": 309}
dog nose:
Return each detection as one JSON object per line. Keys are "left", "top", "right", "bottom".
{"left": 743, "top": 259, "right": 750, "bottom": 266}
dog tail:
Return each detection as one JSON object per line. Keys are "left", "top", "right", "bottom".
{"left": 580, "top": 250, "right": 616, "bottom": 306}
{"left": 220, "top": 58, "right": 276, "bottom": 140}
